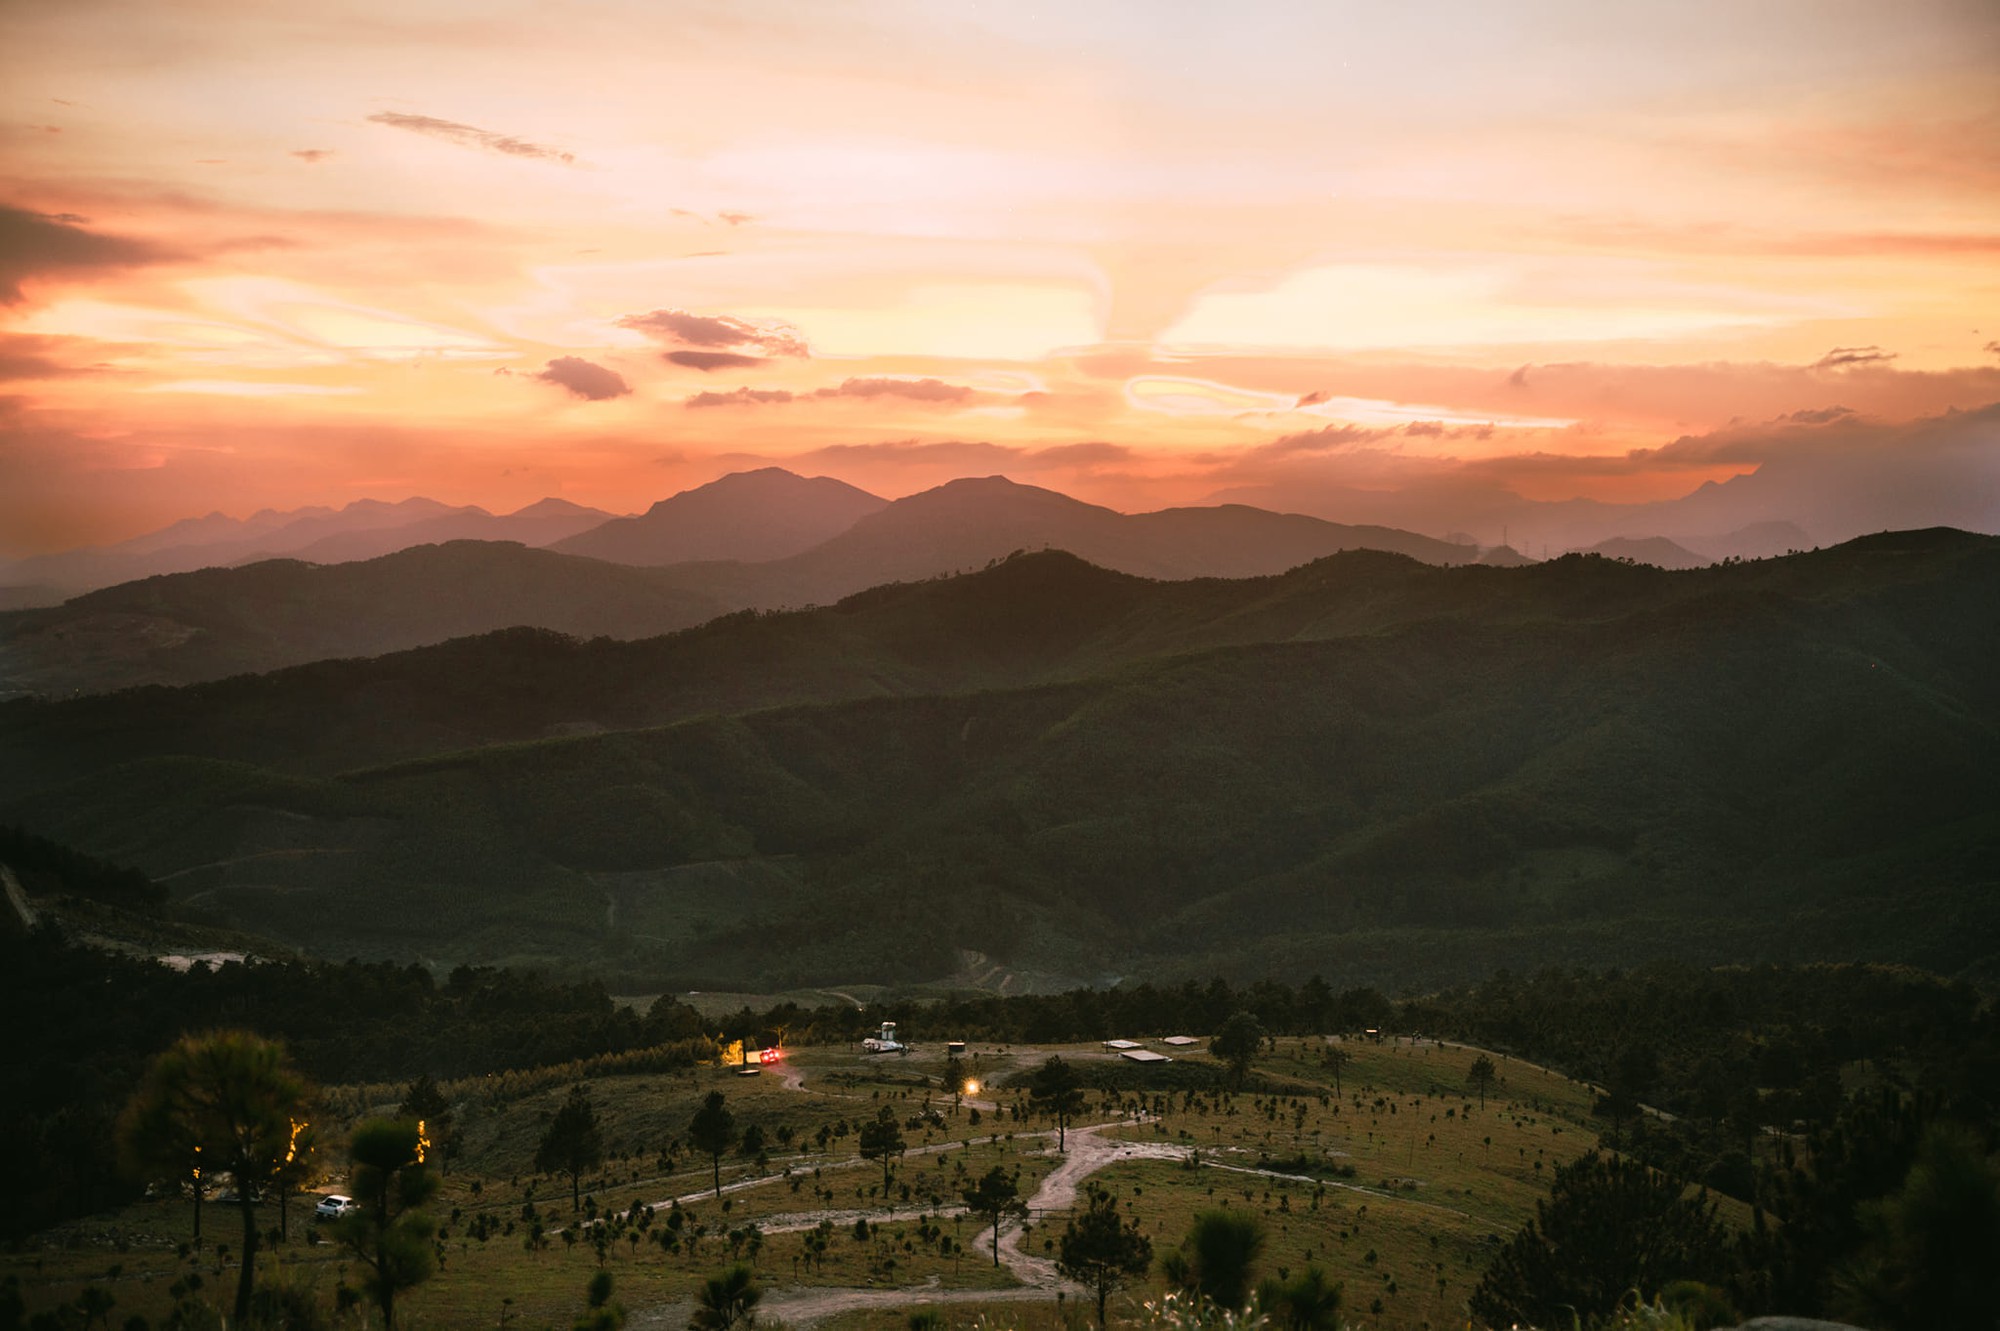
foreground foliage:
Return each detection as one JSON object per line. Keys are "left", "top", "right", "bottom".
{"left": 1468, "top": 1152, "right": 1729, "bottom": 1329}
{"left": 114, "top": 1030, "right": 311, "bottom": 1325}
{"left": 1057, "top": 1185, "right": 1154, "bottom": 1327}
{"left": 9, "top": 533, "right": 1997, "bottom": 991}
{"left": 337, "top": 1117, "right": 440, "bottom": 1331}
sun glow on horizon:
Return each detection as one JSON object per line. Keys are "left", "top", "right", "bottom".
{"left": 2, "top": 0, "right": 1997, "bottom": 556}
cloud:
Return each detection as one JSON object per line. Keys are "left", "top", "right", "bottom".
{"left": 291, "top": 149, "right": 333, "bottom": 164}
{"left": 0, "top": 206, "right": 175, "bottom": 304}
{"left": 1264, "top": 423, "right": 1399, "bottom": 456}
{"left": 681, "top": 376, "right": 981, "bottom": 409}
{"left": 1814, "top": 345, "right": 1897, "bottom": 370}
{"left": 617, "top": 308, "right": 809, "bottom": 358}
{"left": 534, "top": 356, "right": 630, "bottom": 401}
{"left": 0, "top": 335, "right": 86, "bottom": 381}
{"left": 1179, "top": 350, "right": 2000, "bottom": 438}
{"left": 1986, "top": 341, "right": 2000, "bottom": 357}
{"left": 1296, "top": 389, "right": 1330, "bottom": 407}
{"left": 1027, "top": 442, "right": 1133, "bottom": 468}
{"left": 1204, "top": 401, "right": 2000, "bottom": 553}
{"left": 367, "top": 112, "right": 578, "bottom": 165}
{"left": 717, "top": 211, "right": 754, "bottom": 227}
{"left": 823, "top": 376, "right": 973, "bottom": 403}
{"left": 724, "top": 438, "right": 1136, "bottom": 478}
{"left": 685, "top": 386, "right": 795, "bottom": 408}
{"left": 666, "top": 350, "right": 765, "bottom": 372}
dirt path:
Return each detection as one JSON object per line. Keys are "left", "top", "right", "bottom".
{"left": 645, "top": 1057, "right": 1476, "bottom": 1328}
{"left": 632, "top": 1106, "right": 1472, "bottom": 1330}
{"left": 1, "top": 864, "right": 35, "bottom": 929}
{"left": 725, "top": 1121, "right": 1183, "bottom": 1328}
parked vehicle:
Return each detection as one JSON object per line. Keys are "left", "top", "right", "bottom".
{"left": 314, "top": 1194, "right": 358, "bottom": 1221}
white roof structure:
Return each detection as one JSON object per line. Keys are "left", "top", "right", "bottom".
{"left": 1102, "top": 1039, "right": 1142, "bottom": 1050}
{"left": 1120, "top": 1049, "right": 1171, "bottom": 1063}
{"left": 1160, "top": 1036, "right": 1200, "bottom": 1047}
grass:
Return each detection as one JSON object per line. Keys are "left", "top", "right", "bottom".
{"left": 4, "top": 1037, "right": 1690, "bottom": 1331}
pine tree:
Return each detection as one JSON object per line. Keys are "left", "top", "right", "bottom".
{"left": 688, "top": 1091, "right": 737, "bottom": 1199}
{"left": 338, "top": 1117, "right": 441, "bottom": 1331}
{"left": 536, "top": 1086, "right": 605, "bottom": 1212}
{"left": 116, "top": 1030, "right": 312, "bottom": 1326}
{"left": 1057, "top": 1185, "right": 1152, "bottom": 1327}
{"left": 1028, "top": 1056, "right": 1086, "bottom": 1151}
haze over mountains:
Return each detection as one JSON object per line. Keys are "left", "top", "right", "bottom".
{"left": 4, "top": 471, "right": 1491, "bottom": 695}
{"left": 1, "top": 467, "right": 1828, "bottom": 697}
{"left": 8, "top": 465, "right": 1993, "bottom": 998}
{"left": 0, "top": 495, "right": 620, "bottom": 607}
{"left": 4, "top": 527, "right": 1995, "bottom": 994}
{"left": 0, "top": 544, "right": 726, "bottom": 697}
{"left": 3, "top": 463, "right": 1850, "bottom": 611}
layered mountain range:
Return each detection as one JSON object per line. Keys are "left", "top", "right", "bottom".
{"left": 2, "top": 471, "right": 1490, "bottom": 695}
{"left": 0, "top": 470, "right": 1767, "bottom": 697}
{"left": 2, "top": 465, "right": 1807, "bottom": 608}
{"left": 3, "top": 524, "right": 1994, "bottom": 993}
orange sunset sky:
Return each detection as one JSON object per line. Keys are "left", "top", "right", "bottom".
{"left": 3, "top": 0, "right": 1998, "bottom": 557}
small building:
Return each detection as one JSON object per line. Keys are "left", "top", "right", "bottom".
{"left": 1102, "top": 1039, "right": 1142, "bottom": 1050}
{"left": 1160, "top": 1036, "right": 1200, "bottom": 1047}
{"left": 946, "top": 1040, "right": 967, "bottom": 1056}
{"left": 1120, "top": 1049, "right": 1171, "bottom": 1064}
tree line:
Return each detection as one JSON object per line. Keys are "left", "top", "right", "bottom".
{"left": 0, "top": 927, "right": 711, "bottom": 1239}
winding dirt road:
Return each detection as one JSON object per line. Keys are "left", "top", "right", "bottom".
{"left": 660, "top": 1120, "right": 1189, "bottom": 1330}
{"left": 629, "top": 1055, "right": 1440, "bottom": 1329}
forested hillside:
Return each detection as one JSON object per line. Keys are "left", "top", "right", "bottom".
{"left": 3, "top": 529, "right": 1994, "bottom": 989}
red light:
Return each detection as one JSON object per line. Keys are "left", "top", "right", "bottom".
{"left": 760, "top": 1047, "right": 782, "bottom": 1063}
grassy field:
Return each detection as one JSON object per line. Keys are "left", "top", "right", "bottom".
{"left": 4, "top": 1036, "right": 1650, "bottom": 1331}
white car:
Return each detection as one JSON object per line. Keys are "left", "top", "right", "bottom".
{"left": 314, "top": 1194, "right": 359, "bottom": 1221}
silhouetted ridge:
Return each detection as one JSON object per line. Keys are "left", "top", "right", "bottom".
{"left": 6, "top": 528, "right": 1994, "bottom": 994}
{"left": 552, "top": 467, "right": 886, "bottom": 565}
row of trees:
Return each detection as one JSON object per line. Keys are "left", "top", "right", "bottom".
{"left": 0, "top": 926, "right": 713, "bottom": 1236}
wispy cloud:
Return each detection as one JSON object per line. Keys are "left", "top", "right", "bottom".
{"left": 682, "top": 376, "right": 978, "bottom": 409}
{"left": 0, "top": 206, "right": 176, "bottom": 304}
{"left": 685, "top": 386, "right": 796, "bottom": 408}
{"left": 784, "top": 439, "right": 1133, "bottom": 474}
{"left": 666, "top": 350, "right": 765, "bottom": 372}
{"left": 534, "top": 356, "right": 629, "bottom": 401}
{"left": 618, "top": 309, "right": 809, "bottom": 357}
{"left": 1814, "top": 346, "right": 1897, "bottom": 371}
{"left": 367, "top": 112, "right": 579, "bottom": 165}
{"left": 619, "top": 307, "right": 811, "bottom": 372}
{"left": 832, "top": 376, "right": 972, "bottom": 403}
{"left": 0, "top": 334, "right": 86, "bottom": 381}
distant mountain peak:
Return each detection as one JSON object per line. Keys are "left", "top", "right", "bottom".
{"left": 509, "top": 497, "right": 611, "bottom": 519}
{"left": 899, "top": 475, "right": 1109, "bottom": 513}
{"left": 637, "top": 467, "right": 877, "bottom": 516}
{"left": 556, "top": 468, "right": 888, "bottom": 566}
{"left": 1577, "top": 536, "right": 1713, "bottom": 570}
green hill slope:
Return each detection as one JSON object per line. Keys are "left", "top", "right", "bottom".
{"left": 3, "top": 530, "right": 1996, "bottom": 989}
{"left": 0, "top": 540, "right": 725, "bottom": 695}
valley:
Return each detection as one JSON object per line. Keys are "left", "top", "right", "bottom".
{"left": 4, "top": 528, "right": 1995, "bottom": 993}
